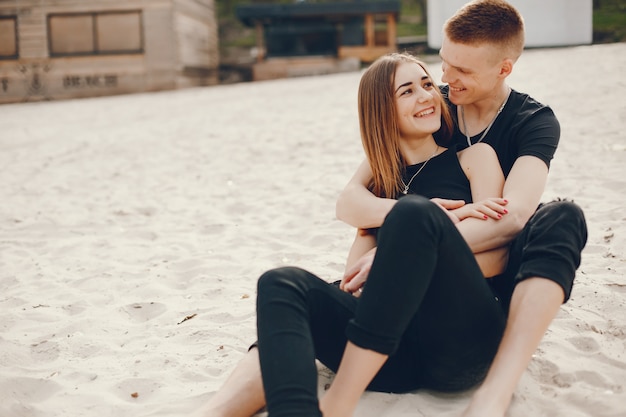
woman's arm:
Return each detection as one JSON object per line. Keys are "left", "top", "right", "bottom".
{"left": 345, "top": 229, "right": 377, "bottom": 271}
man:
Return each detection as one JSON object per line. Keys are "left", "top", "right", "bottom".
{"left": 336, "top": 1, "right": 587, "bottom": 416}
{"left": 196, "top": 1, "right": 587, "bottom": 416}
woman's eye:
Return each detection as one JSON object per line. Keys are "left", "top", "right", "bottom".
{"left": 424, "top": 82, "right": 434, "bottom": 89}
{"left": 400, "top": 89, "right": 412, "bottom": 96}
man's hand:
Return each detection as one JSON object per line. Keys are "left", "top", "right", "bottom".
{"left": 341, "top": 248, "right": 376, "bottom": 297}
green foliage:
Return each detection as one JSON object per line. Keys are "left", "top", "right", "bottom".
{"left": 593, "top": 0, "right": 626, "bottom": 42}
{"left": 397, "top": 22, "right": 426, "bottom": 37}
{"left": 398, "top": 0, "right": 426, "bottom": 37}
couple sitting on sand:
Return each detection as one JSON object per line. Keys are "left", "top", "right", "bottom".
{"left": 198, "top": 1, "right": 587, "bottom": 416}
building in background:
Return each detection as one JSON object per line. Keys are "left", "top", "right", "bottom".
{"left": 236, "top": 1, "right": 401, "bottom": 81}
{"left": 0, "top": 0, "right": 219, "bottom": 104}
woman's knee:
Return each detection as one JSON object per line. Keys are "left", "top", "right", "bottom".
{"left": 385, "top": 195, "right": 440, "bottom": 228}
{"left": 258, "top": 266, "right": 306, "bottom": 292}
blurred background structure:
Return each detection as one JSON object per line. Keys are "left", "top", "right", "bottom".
{"left": 236, "top": 1, "right": 400, "bottom": 81}
{"left": 427, "top": 0, "right": 593, "bottom": 49}
{"left": 1, "top": 0, "right": 624, "bottom": 103}
{"left": 0, "top": 0, "right": 219, "bottom": 103}
{"left": 218, "top": 0, "right": 625, "bottom": 83}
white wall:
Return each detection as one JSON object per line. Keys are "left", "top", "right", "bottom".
{"left": 427, "top": 0, "right": 593, "bottom": 49}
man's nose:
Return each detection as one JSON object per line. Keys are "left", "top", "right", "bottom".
{"left": 441, "top": 63, "right": 453, "bottom": 83}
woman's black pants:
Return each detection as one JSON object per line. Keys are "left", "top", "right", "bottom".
{"left": 256, "top": 196, "right": 508, "bottom": 417}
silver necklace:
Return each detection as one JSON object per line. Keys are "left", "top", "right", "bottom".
{"left": 401, "top": 145, "right": 440, "bottom": 195}
{"left": 460, "top": 88, "right": 511, "bottom": 146}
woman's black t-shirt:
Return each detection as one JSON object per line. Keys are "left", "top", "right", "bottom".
{"left": 399, "top": 148, "right": 472, "bottom": 203}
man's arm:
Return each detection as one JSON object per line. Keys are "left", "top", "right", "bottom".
{"left": 336, "top": 158, "right": 466, "bottom": 228}
{"left": 338, "top": 155, "right": 547, "bottom": 253}
{"left": 456, "top": 155, "right": 548, "bottom": 253}
{"left": 335, "top": 159, "right": 396, "bottom": 229}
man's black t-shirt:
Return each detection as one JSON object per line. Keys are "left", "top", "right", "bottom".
{"left": 438, "top": 85, "right": 560, "bottom": 177}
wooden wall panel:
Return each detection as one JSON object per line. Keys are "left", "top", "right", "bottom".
{"left": 175, "top": 12, "right": 209, "bottom": 67}
{"left": 173, "top": 0, "right": 218, "bottom": 86}
{"left": 0, "top": 0, "right": 219, "bottom": 103}
{"left": 16, "top": 6, "right": 47, "bottom": 59}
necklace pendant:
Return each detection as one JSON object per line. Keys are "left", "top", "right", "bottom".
{"left": 402, "top": 189, "right": 408, "bottom": 195}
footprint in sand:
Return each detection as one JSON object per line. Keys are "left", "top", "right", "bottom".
{"left": 528, "top": 356, "right": 561, "bottom": 385}
{"left": 0, "top": 376, "right": 62, "bottom": 403}
{"left": 567, "top": 336, "right": 601, "bottom": 353}
{"left": 30, "top": 339, "right": 61, "bottom": 362}
{"left": 120, "top": 302, "right": 167, "bottom": 322}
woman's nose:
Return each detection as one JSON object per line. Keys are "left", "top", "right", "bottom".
{"left": 417, "top": 89, "right": 433, "bottom": 103}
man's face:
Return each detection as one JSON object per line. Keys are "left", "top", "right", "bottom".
{"left": 439, "top": 35, "right": 503, "bottom": 106}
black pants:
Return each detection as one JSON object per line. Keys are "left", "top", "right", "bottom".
{"left": 488, "top": 198, "right": 588, "bottom": 311}
{"left": 256, "top": 196, "right": 508, "bottom": 417}
{"left": 256, "top": 196, "right": 587, "bottom": 417}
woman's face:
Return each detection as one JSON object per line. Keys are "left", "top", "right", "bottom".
{"left": 393, "top": 61, "right": 442, "bottom": 139}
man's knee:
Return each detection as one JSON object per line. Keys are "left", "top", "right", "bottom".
{"left": 515, "top": 200, "right": 588, "bottom": 304}
{"left": 537, "top": 199, "right": 586, "bottom": 225}
{"left": 532, "top": 199, "right": 588, "bottom": 247}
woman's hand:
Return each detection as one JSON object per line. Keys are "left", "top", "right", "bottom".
{"left": 452, "top": 198, "right": 508, "bottom": 221}
{"left": 430, "top": 198, "right": 465, "bottom": 223}
{"left": 341, "top": 247, "right": 376, "bottom": 297}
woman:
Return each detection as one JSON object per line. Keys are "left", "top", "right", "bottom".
{"left": 199, "top": 53, "right": 509, "bottom": 417}
{"left": 342, "top": 52, "right": 508, "bottom": 281}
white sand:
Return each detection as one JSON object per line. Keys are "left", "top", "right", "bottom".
{"left": 0, "top": 42, "right": 624, "bottom": 417}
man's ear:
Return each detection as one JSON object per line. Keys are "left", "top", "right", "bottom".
{"left": 499, "top": 58, "right": 514, "bottom": 78}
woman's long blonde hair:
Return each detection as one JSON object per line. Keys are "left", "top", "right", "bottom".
{"left": 358, "top": 53, "right": 454, "bottom": 198}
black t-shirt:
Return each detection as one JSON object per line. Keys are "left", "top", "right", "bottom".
{"left": 437, "top": 86, "right": 560, "bottom": 177}
{"left": 399, "top": 148, "right": 472, "bottom": 203}
{"left": 367, "top": 148, "right": 471, "bottom": 239}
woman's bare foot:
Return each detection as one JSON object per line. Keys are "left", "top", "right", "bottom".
{"left": 193, "top": 348, "right": 266, "bottom": 417}
{"left": 460, "top": 386, "right": 511, "bottom": 417}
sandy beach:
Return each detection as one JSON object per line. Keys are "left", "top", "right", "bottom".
{"left": 0, "top": 42, "right": 625, "bottom": 417}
